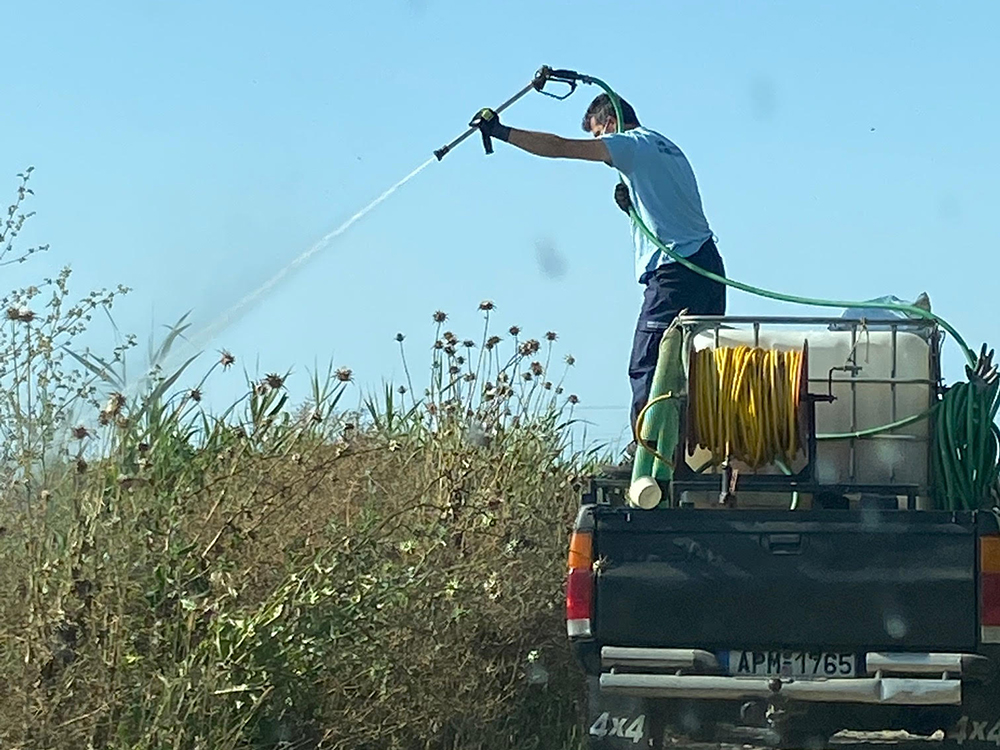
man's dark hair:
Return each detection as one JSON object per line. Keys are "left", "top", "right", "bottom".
{"left": 581, "top": 93, "right": 640, "bottom": 132}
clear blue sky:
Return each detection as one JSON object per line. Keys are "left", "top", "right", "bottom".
{"left": 6, "top": 1, "right": 999, "bottom": 450}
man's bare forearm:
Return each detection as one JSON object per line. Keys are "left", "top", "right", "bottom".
{"left": 505, "top": 128, "right": 611, "bottom": 163}
{"left": 507, "top": 129, "right": 574, "bottom": 159}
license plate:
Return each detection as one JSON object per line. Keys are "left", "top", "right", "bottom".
{"left": 728, "top": 650, "right": 857, "bottom": 678}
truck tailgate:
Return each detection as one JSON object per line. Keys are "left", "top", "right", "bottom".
{"left": 594, "top": 509, "right": 977, "bottom": 652}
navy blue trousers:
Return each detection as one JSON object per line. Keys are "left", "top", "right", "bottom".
{"left": 630, "top": 239, "right": 727, "bottom": 431}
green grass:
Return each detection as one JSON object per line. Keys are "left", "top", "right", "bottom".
{"left": 0, "top": 171, "right": 604, "bottom": 749}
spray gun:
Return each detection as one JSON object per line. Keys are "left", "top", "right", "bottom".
{"left": 433, "top": 66, "right": 593, "bottom": 161}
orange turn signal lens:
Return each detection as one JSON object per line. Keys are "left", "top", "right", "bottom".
{"left": 983, "top": 536, "right": 1000, "bottom": 574}
{"left": 568, "top": 531, "right": 593, "bottom": 571}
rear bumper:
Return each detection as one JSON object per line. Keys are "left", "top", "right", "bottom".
{"left": 600, "top": 673, "right": 961, "bottom": 706}
{"left": 596, "top": 647, "right": 988, "bottom": 707}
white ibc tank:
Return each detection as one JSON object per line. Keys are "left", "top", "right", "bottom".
{"left": 689, "top": 325, "right": 935, "bottom": 489}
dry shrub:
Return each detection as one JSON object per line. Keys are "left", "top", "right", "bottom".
{"left": 0, "top": 177, "right": 594, "bottom": 750}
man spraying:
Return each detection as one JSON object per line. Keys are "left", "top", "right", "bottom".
{"left": 471, "top": 94, "right": 727, "bottom": 472}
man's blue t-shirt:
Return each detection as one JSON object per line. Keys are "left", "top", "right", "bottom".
{"left": 601, "top": 127, "right": 713, "bottom": 283}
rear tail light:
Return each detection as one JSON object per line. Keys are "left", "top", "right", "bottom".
{"left": 980, "top": 536, "right": 1000, "bottom": 642}
{"left": 567, "top": 530, "right": 594, "bottom": 638}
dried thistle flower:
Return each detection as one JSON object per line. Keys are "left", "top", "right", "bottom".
{"left": 16, "top": 307, "right": 35, "bottom": 323}
{"left": 455, "top": 355, "right": 465, "bottom": 366}
{"left": 509, "top": 325, "right": 520, "bottom": 336}
{"left": 522, "top": 372, "right": 533, "bottom": 381}
{"left": 479, "top": 300, "right": 495, "bottom": 311}
{"left": 449, "top": 365, "right": 461, "bottom": 375}
{"left": 485, "top": 335, "right": 502, "bottom": 350}
{"left": 265, "top": 373, "right": 285, "bottom": 390}
{"left": 188, "top": 387, "right": 203, "bottom": 402}
{"left": 397, "top": 385, "right": 407, "bottom": 395}
{"left": 98, "top": 411, "right": 111, "bottom": 426}
{"left": 443, "top": 331, "right": 457, "bottom": 345}
{"left": 105, "top": 392, "right": 126, "bottom": 417}
{"left": 530, "top": 361, "right": 544, "bottom": 376}
{"left": 564, "top": 354, "right": 576, "bottom": 366}
{"left": 555, "top": 386, "right": 564, "bottom": 395}
{"left": 255, "top": 382, "right": 270, "bottom": 397}
{"left": 433, "top": 310, "right": 448, "bottom": 323}
{"left": 5, "top": 307, "right": 18, "bottom": 321}
{"left": 568, "top": 394, "right": 579, "bottom": 404}
{"left": 462, "top": 339, "right": 476, "bottom": 348}
{"left": 545, "top": 331, "right": 558, "bottom": 342}
{"left": 543, "top": 381, "right": 553, "bottom": 390}
{"left": 219, "top": 350, "right": 235, "bottom": 369}
{"left": 335, "top": 367, "right": 353, "bottom": 383}
{"left": 433, "top": 339, "right": 443, "bottom": 350}
{"left": 463, "top": 373, "right": 476, "bottom": 382}
{"left": 519, "top": 339, "right": 541, "bottom": 356}
{"left": 71, "top": 425, "right": 90, "bottom": 440}
{"left": 444, "top": 345, "right": 456, "bottom": 356}
{"left": 76, "top": 458, "right": 88, "bottom": 474}
{"left": 395, "top": 332, "right": 405, "bottom": 342}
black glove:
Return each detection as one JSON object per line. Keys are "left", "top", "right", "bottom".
{"left": 469, "top": 108, "right": 511, "bottom": 149}
{"left": 614, "top": 182, "right": 633, "bottom": 214}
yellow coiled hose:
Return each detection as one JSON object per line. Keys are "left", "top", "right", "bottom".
{"left": 692, "top": 346, "right": 804, "bottom": 469}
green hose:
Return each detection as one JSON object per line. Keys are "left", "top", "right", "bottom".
{"left": 586, "top": 74, "right": 999, "bottom": 509}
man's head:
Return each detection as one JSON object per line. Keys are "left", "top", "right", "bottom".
{"left": 582, "top": 94, "right": 640, "bottom": 137}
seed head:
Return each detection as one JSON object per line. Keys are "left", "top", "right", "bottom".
{"left": 395, "top": 332, "right": 405, "bottom": 342}
{"left": 564, "top": 354, "right": 576, "bottom": 366}
{"left": 455, "top": 355, "right": 465, "bottom": 366}
{"left": 509, "top": 325, "right": 520, "bottom": 336}
{"left": 265, "top": 373, "right": 285, "bottom": 390}
{"left": 555, "top": 386, "right": 564, "bottom": 395}
{"left": 479, "top": 300, "right": 495, "bottom": 311}
{"left": 397, "top": 385, "right": 407, "bottom": 395}
{"left": 433, "top": 310, "right": 448, "bottom": 323}
{"left": 568, "top": 394, "right": 579, "bottom": 404}
{"left": 188, "top": 387, "right": 203, "bottom": 402}
{"left": 485, "top": 335, "right": 502, "bottom": 350}
{"left": 335, "top": 367, "right": 353, "bottom": 383}
{"left": 530, "top": 361, "right": 544, "bottom": 376}
{"left": 449, "top": 365, "right": 461, "bottom": 375}
{"left": 545, "top": 331, "right": 558, "bottom": 342}
{"left": 543, "top": 381, "right": 553, "bottom": 390}
{"left": 463, "top": 373, "right": 476, "bottom": 382}
{"left": 433, "top": 339, "right": 443, "bottom": 350}
{"left": 105, "top": 392, "right": 125, "bottom": 417}
{"left": 98, "top": 411, "right": 111, "bottom": 426}
{"left": 444, "top": 345, "right": 456, "bottom": 356}
{"left": 71, "top": 425, "right": 90, "bottom": 440}
{"left": 76, "top": 457, "right": 88, "bottom": 474}
{"left": 519, "top": 339, "right": 541, "bottom": 356}
{"left": 219, "top": 350, "right": 235, "bottom": 369}
{"left": 255, "top": 382, "right": 270, "bottom": 397}
{"left": 462, "top": 339, "right": 476, "bottom": 349}
{"left": 8, "top": 306, "right": 35, "bottom": 323}
{"left": 443, "top": 331, "right": 457, "bottom": 345}
{"left": 522, "top": 372, "right": 533, "bottom": 381}
{"left": 5, "top": 307, "right": 18, "bottom": 321}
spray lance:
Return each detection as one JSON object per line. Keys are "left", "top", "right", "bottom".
{"left": 433, "top": 66, "right": 598, "bottom": 160}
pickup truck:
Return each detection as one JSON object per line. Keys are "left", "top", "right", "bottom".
{"left": 568, "top": 317, "right": 1000, "bottom": 749}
